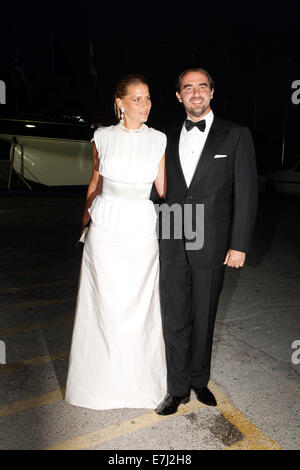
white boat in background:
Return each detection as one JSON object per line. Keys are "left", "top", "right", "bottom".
{"left": 0, "top": 114, "right": 112, "bottom": 189}
{"left": 0, "top": 133, "right": 93, "bottom": 187}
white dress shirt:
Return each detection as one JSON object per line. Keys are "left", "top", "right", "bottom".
{"left": 179, "top": 110, "right": 214, "bottom": 187}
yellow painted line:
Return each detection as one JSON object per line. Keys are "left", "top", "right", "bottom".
{"left": 0, "top": 381, "right": 281, "bottom": 450}
{"left": 0, "top": 389, "right": 64, "bottom": 417}
{"left": 210, "top": 383, "right": 282, "bottom": 450}
{"left": 0, "top": 280, "right": 75, "bottom": 294}
{"left": 0, "top": 255, "right": 36, "bottom": 265}
{"left": 0, "top": 315, "right": 73, "bottom": 335}
{"left": 0, "top": 270, "right": 55, "bottom": 279}
{"left": 1, "top": 297, "right": 74, "bottom": 312}
{"left": 45, "top": 383, "right": 282, "bottom": 451}
{"left": 45, "top": 400, "right": 206, "bottom": 451}
{"left": 0, "top": 351, "right": 69, "bottom": 374}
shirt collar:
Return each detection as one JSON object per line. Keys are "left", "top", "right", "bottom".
{"left": 183, "top": 110, "right": 214, "bottom": 132}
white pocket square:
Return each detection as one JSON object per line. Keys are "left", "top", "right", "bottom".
{"left": 214, "top": 154, "right": 227, "bottom": 158}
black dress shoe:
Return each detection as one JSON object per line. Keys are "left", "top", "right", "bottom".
{"left": 155, "top": 394, "right": 190, "bottom": 415}
{"left": 192, "top": 386, "right": 217, "bottom": 406}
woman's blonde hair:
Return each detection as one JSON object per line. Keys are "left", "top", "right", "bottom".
{"left": 114, "top": 73, "right": 149, "bottom": 120}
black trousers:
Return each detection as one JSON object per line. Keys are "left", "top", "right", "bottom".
{"left": 160, "top": 248, "right": 225, "bottom": 396}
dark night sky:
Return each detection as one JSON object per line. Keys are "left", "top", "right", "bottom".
{"left": 0, "top": 1, "right": 299, "bottom": 169}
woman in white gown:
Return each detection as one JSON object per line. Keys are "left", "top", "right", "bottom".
{"left": 65, "top": 74, "right": 167, "bottom": 410}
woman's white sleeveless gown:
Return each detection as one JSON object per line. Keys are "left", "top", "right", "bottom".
{"left": 65, "top": 122, "right": 167, "bottom": 410}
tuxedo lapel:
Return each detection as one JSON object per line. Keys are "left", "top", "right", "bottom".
{"left": 169, "top": 125, "right": 188, "bottom": 191}
{"left": 189, "top": 117, "right": 229, "bottom": 189}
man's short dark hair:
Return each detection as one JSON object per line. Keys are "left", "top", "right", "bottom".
{"left": 176, "top": 68, "right": 214, "bottom": 92}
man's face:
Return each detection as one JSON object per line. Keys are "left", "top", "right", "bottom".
{"left": 176, "top": 71, "right": 214, "bottom": 121}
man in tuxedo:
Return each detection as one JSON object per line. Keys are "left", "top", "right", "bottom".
{"left": 156, "top": 68, "right": 258, "bottom": 415}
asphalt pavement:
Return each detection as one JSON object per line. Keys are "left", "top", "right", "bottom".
{"left": 0, "top": 187, "right": 299, "bottom": 451}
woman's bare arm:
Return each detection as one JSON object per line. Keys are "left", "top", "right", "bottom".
{"left": 154, "top": 154, "right": 166, "bottom": 199}
{"left": 81, "top": 143, "right": 103, "bottom": 229}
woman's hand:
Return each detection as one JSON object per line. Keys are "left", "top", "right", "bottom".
{"left": 81, "top": 215, "right": 90, "bottom": 234}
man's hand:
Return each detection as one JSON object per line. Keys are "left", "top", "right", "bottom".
{"left": 224, "top": 249, "right": 246, "bottom": 268}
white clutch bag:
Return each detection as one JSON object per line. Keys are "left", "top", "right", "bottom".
{"left": 77, "top": 224, "right": 90, "bottom": 250}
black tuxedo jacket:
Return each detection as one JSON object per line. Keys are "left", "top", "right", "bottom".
{"left": 159, "top": 116, "right": 258, "bottom": 268}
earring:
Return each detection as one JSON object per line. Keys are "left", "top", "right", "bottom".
{"left": 120, "top": 108, "right": 124, "bottom": 121}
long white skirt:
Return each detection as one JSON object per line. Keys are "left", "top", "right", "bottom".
{"left": 65, "top": 195, "right": 167, "bottom": 410}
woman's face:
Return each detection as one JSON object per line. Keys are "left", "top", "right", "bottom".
{"left": 116, "top": 83, "right": 152, "bottom": 128}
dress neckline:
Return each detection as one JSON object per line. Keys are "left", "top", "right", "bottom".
{"left": 118, "top": 122, "right": 147, "bottom": 134}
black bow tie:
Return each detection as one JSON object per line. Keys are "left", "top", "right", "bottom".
{"left": 185, "top": 119, "right": 206, "bottom": 132}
